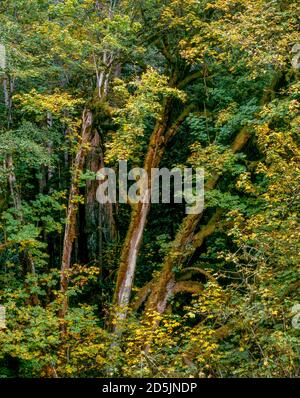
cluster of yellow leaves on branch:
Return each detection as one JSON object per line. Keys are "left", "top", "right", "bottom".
{"left": 105, "top": 68, "right": 186, "bottom": 164}
{"left": 174, "top": 0, "right": 300, "bottom": 74}
{"left": 188, "top": 141, "right": 238, "bottom": 181}
{"left": 116, "top": 282, "right": 225, "bottom": 377}
{"left": 13, "top": 89, "right": 84, "bottom": 127}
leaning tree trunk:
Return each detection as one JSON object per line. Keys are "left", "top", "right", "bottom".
{"left": 143, "top": 74, "right": 281, "bottom": 321}
{"left": 60, "top": 109, "right": 93, "bottom": 319}
{"left": 144, "top": 127, "right": 251, "bottom": 320}
{"left": 113, "top": 100, "right": 195, "bottom": 326}
{"left": 114, "top": 200, "right": 151, "bottom": 322}
{"left": 113, "top": 107, "right": 170, "bottom": 323}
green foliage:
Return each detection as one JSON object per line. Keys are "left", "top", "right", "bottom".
{"left": 0, "top": 0, "right": 299, "bottom": 379}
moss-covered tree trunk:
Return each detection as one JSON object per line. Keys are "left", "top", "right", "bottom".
{"left": 113, "top": 99, "right": 195, "bottom": 325}
{"left": 113, "top": 102, "right": 171, "bottom": 323}
{"left": 144, "top": 127, "right": 251, "bottom": 319}
{"left": 60, "top": 109, "right": 93, "bottom": 319}
{"left": 85, "top": 129, "right": 117, "bottom": 264}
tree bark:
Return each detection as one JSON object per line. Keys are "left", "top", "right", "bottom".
{"left": 85, "top": 129, "right": 117, "bottom": 264}
{"left": 113, "top": 99, "right": 195, "bottom": 325}
{"left": 60, "top": 109, "right": 93, "bottom": 319}
{"left": 2, "top": 74, "right": 13, "bottom": 126}
{"left": 113, "top": 104, "right": 170, "bottom": 323}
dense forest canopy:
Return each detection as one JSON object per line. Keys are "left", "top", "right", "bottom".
{"left": 0, "top": 0, "right": 299, "bottom": 378}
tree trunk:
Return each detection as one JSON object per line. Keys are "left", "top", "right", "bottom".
{"left": 146, "top": 75, "right": 280, "bottom": 315}
{"left": 2, "top": 74, "right": 13, "bottom": 126}
{"left": 113, "top": 100, "right": 195, "bottom": 325}
{"left": 85, "top": 129, "right": 117, "bottom": 264}
{"left": 60, "top": 109, "right": 93, "bottom": 319}
{"left": 144, "top": 127, "right": 251, "bottom": 319}
{"left": 113, "top": 99, "right": 172, "bottom": 320}
{"left": 122, "top": 74, "right": 280, "bottom": 339}
{"left": 6, "top": 155, "right": 21, "bottom": 212}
